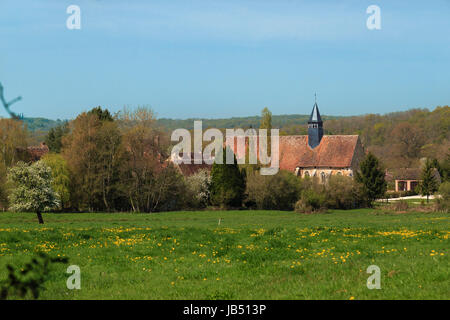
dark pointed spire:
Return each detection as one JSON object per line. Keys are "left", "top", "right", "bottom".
{"left": 309, "top": 102, "right": 322, "bottom": 123}
{"left": 307, "top": 96, "right": 324, "bottom": 149}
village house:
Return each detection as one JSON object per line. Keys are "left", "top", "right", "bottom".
{"left": 16, "top": 142, "right": 49, "bottom": 162}
{"left": 389, "top": 167, "right": 441, "bottom": 192}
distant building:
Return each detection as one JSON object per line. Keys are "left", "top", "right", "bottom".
{"left": 229, "top": 101, "right": 365, "bottom": 182}
{"left": 390, "top": 168, "right": 441, "bottom": 192}
{"left": 16, "top": 142, "right": 49, "bottom": 162}
{"left": 279, "top": 102, "right": 365, "bottom": 181}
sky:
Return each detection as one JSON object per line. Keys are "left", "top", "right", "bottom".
{"left": 0, "top": 0, "right": 449, "bottom": 120}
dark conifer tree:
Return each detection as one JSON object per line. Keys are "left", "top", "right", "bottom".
{"left": 45, "top": 122, "right": 69, "bottom": 153}
{"left": 355, "top": 152, "right": 387, "bottom": 206}
{"left": 88, "top": 106, "right": 113, "bottom": 122}
{"left": 419, "top": 159, "right": 439, "bottom": 203}
{"left": 210, "top": 147, "right": 246, "bottom": 208}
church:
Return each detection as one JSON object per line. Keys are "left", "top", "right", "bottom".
{"left": 172, "top": 100, "right": 366, "bottom": 182}
{"left": 278, "top": 101, "right": 365, "bottom": 182}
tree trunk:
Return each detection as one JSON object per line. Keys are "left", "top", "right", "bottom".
{"left": 36, "top": 211, "right": 44, "bottom": 224}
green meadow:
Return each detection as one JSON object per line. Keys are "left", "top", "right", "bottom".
{"left": 0, "top": 209, "right": 448, "bottom": 300}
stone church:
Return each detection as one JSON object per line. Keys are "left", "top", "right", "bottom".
{"left": 278, "top": 102, "right": 365, "bottom": 182}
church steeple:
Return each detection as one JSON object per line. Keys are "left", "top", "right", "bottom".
{"left": 307, "top": 96, "right": 323, "bottom": 149}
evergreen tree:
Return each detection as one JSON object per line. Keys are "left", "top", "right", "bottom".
{"left": 44, "top": 122, "right": 69, "bottom": 153}
{"left": 355, "top": 152, "right": 387, "bottom": 206}
{"left": 88, "top": 106, "right": 113, "bottom": 122}
{"left": 419, "top": 159, "right": 439, "bottom": 203}
{"left": 210, "top": 147, "right": 246, "bottom": 208}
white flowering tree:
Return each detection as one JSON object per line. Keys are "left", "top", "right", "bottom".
{"left": 186, "top": 169, "right": 211, "bottom": 208}
{"left": 7, "top": 161, "right": 60, "bottom": 224}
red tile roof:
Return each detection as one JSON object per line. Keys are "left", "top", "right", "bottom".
{"left": 391, "top": 168, "right": 441, "bottom": 182}
{"left": 16, "top": 142, "right": 49, "bottom": 162}
{"left": 226, "top": 134, "right": 362, "bottom": 172}
{"left": 279, "top": 135, "right": 360, "bottom": 171}
{"left": 172, "top": 135, "right": 362, "bottom": 175}
{"left": 27, "top": 143, "right": 49, "bottom": 161}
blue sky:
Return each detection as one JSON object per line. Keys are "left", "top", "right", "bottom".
{"left": 1, "top": 0, "right": 449, "bottom": 120}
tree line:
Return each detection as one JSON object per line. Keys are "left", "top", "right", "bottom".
{"left": 1, "top": 106, "right": 448, "bottom": 219}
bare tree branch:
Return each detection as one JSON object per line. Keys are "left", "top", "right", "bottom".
{"left": 0, "top": 82, "right": 22, "bottom": 120}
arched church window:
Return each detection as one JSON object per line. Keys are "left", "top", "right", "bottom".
{"left": 337, "top": 171, "right": 342, "bottom": 176}
{"left": 304, "top": 171, "right": 310, "bottom": 178}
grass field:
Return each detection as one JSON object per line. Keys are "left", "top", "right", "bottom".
{"left": 0, "top": 209, "right": 448, "bottom": 300}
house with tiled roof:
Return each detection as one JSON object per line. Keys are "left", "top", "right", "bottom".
{"left": 387, "top": 167, "right": 441, "bottom": 192}
{"left": 16, "top": 142, "right": 49, "bottom": 162}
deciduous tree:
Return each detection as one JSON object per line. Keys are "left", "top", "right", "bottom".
{"left": 41, "top": 153, "right": 71, "bottom": 210}
{"left": 0, "top": 119, "right": 28, "bottom": 167}
{"left": 7, "top": 161, "right": 59, "bottom": 224}
{"left": 118, "top": 107, "right": 183, "bottom": 212}
{"left": 62, "top": 111, "right": 123, "bottom": 211}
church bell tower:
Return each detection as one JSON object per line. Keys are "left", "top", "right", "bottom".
{"left": 307, "top": 96, "right": 323, "bottom": 149}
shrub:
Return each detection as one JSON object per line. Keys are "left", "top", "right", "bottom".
{"left": 246, "top": 170, "right": 300, "bottom": 210}
{"left": 391, "top": 200, "right": 409, "bottom": 212}
{"left": 294, "top": 175, "right": 369, "bottom": 213}
{"left": 0, "top": 162, "right": 8, "bottom": 210}
{"left": 435, "top": 181, "right": 450, "bottom": 212}
{"left": 295, "top": 189, "right": 327, "bottom": 214}
{"left": 324, "top": 175, "right": 365, "bottom": 209}
{"left": 0, "top": 253, "right": 68, "bottom": 300}
{"left": 386, "top": 191, "right": 401, "bottom": 199}
{"left": 404, "top": 190, "right": 418, "bottom": 197}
